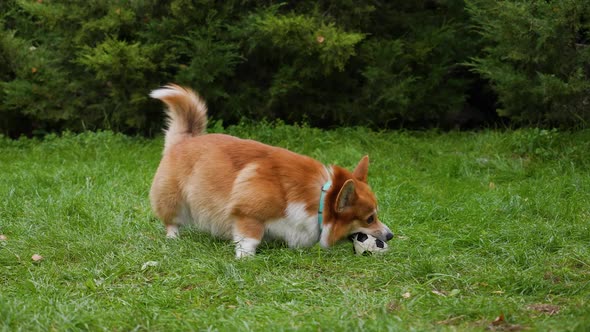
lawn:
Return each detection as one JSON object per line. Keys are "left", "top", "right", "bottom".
{"left": 1, "top": 124, "right": 589, "bottom": 331}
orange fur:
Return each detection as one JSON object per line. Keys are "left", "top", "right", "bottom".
{"left": 149, "top": 84, "right": 393, "bottom": 258}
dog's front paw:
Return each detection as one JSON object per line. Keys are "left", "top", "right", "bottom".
{"left": 235, "top": 249, "right": 256, "bottom": 259}
{"left": 234, "top": 237, "right": 260, "bottom": 259}
{"left": 165, "top": 225, "right": 179, "bottom": 239}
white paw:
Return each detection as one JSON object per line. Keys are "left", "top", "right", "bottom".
{"left": 166, "top": 225, "right": 179, "bottom": 239}
{"left": 235, "top": 249, "right": 256, "bottom": 259}
{"left": 234, "top": 237, "right": 260, "bottom": 259}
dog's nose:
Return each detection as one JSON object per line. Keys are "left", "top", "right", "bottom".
{"left": 385, "top": 232, "right": 394, "bottom": 241}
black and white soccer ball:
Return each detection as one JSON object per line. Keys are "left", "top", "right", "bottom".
{"left": 350, "top": 232, "right": 389, "bottom": 255}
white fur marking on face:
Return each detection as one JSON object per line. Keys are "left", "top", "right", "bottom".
{"left": 265, "top": 203, "right": 320, "bottom": 248}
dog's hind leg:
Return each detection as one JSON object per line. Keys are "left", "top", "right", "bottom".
{"left": 165, "top": 203, "right": 192, "bottom": 238}
{"left": 150, "top": 171, "right": 184, "bottom": 239}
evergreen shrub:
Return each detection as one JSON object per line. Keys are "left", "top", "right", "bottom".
{"left": 3, "top": 0, "right": 588, "bottom": 136}
{"left": 0, "top": 0, "right": 478, "bottom": 135}
{"left": 466, "top": 0, "right": 590, "bottom": 126}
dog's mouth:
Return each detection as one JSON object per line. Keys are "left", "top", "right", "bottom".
{"left": 372, "top": 231, "right": 394, "bottom": 242}
{"left": 349, "top": 229, "right": 394, "bottom": 242}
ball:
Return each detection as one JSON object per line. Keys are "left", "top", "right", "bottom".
{"left": 350, "top": 232, "right": 389, "bottom": 255}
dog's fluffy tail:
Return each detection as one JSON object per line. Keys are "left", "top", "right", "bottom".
{"left": 150, "top": 84, "right": 208, "bottom": 153}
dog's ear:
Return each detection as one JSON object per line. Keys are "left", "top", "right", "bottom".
{"left": 353, "top": 155, "right": 369, "bottom": 183}
{"left": 336, "top": 179, "right": 356, "bottom": 212}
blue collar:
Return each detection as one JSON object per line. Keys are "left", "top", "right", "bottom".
{"left": 318, "top": 180, "right": 332, "bottom": 230}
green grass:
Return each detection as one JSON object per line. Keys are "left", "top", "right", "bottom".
{"left": 1, "top": 125, "right": 590, "bottom": 331}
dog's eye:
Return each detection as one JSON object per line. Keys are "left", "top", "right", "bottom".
{"left": 367, "top": 215, "right": 375, "bottom": 224}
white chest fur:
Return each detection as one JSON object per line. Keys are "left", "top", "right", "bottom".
{"left": 264, "top": 203, "right": 320, "bottom": 248}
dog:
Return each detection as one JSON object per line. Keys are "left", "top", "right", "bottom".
{"left": 149, "top": 84, "right": 393, "bottom": 258}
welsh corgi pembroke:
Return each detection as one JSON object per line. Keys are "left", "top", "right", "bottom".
{"left": 149, "top": 84, "right": 393, "bottom": 258}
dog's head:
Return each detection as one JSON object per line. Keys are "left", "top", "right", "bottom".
{"left": 320, "top": 156, "right": 394, "bottom": 247}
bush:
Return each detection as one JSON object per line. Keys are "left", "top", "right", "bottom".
{"left": 0, "top": 0, "right": 505, "bottom": 135}
{"left": 7, "top": 1, "right": 590, "bottom": 134}
{"left": 466, "top": 0, "right": 590, "bottom": 126}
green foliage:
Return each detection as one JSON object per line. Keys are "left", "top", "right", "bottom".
{"left": 5, "top": 0, "right": 590, "bottom": 134}
{"left": 466, "top": 0, "right": 590, "bottom": 126}
{"left": 358, "top": 1, "right": 474, "bottom": 126}
{"left": 239, "top": 5, "right": 365, "bottom": 72}
{"left": 76, "top": 37, "right": 157, "bottom": 129}
{"left": 1, "top": 0, "right": 482, "bottom": 135}
{"left": 229, "top": 6, "right": 368, "bottom": 123}
{"left": 0, "top": 0, "right": 160, "bottom": 135}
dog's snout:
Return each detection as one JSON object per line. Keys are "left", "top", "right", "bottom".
{"left": 385, "top": 232, "right": 394, "bottom": 241}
